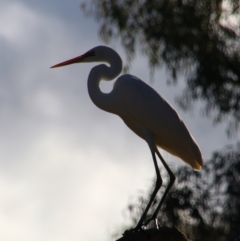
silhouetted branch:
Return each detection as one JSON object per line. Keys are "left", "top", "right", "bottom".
{"left": 117, "top": 227, "right": 190, "bottom": 241}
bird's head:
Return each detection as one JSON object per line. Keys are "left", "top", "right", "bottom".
{"left": 51, "top": 46, "right": 119, "bottom": 68}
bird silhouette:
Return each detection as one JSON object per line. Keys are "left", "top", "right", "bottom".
{"left": 51, "top": 45, "right": 203, "bottom": 232}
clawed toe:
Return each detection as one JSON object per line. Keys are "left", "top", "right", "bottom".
{"left": 123, "top": 224, "right": 147, "bottom": 236}
{"left": 155, "top": 218, "right": 161, "bottom": 229}
{"left": 123, "top": 218, "right": 161, "bottom": 237}
{"left": 142, "top": 217, "right": 161, "bottom": 230}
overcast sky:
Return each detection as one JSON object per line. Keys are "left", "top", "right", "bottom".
{"left": 0, "top": 1, "right": 235, "bottom": 241}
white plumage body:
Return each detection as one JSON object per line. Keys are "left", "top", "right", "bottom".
{"left": 110, "top": 74, "right": 203, "bottom": 170}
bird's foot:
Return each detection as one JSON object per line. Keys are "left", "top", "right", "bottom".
{"left": 123, "top": 218, "right": 161, "bottom": 236}
{"left": 143, "top": 217, "right": 161, "bottom": 230}
{"left": 122, "top": 224, "right": 147, "bottom": 236}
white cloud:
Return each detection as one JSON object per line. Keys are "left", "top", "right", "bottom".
{"left": 0, "top": 2, "right": 154, "bottom": 241}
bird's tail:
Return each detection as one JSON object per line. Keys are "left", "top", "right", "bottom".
{"left": 192, "top": 160, "right": 203, "bottom": 170}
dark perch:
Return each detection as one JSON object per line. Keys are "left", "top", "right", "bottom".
{"left": 117, "top": 227, "right": 191, "bottom": 241}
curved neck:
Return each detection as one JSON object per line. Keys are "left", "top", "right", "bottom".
{"left": 87, "top": 54, "right": 122, "bottom": 114}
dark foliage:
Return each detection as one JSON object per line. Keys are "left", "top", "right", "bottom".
{"left": 81, "top": 0, "right": 240, "bottom": 134}
{"left": 118, "top": 143, "right": 240, "bottom": 241}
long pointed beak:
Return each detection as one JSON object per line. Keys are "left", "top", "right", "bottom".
{"left": 50, "top": 55, "right": 85, "bottom": 68}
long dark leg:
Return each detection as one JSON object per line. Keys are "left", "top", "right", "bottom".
{"left": 132, "top": 139, "right": 163, "bottom": 231}
{"left": 144, "top": 148, "right": 176, "bottom": 226}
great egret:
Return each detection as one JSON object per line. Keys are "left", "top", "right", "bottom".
{"left": 51, "top": 46, "right": 203, "bottom": 232}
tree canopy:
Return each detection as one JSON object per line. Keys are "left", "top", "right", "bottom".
{"left": 82, "top": 0, "right": 240, "bottom": 134}
{"left": 115, "top": 143, "right": 240, "bottom": 241}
